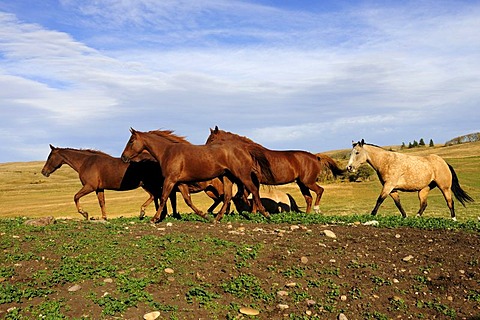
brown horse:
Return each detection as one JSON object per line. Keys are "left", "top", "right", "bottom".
{"left": 121, "top": 128, "right": 273, "bottom": 222}
{"left": 41, "top": 145, "right": 171, "bottom": 220}
{"left": 346, "top": 139, "right": 474, "bottom": 220}
{"left": 205, "top": 126, "right": 345, "bottom": 213}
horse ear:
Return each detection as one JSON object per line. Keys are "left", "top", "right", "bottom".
{"left": 360, "top": 139, "right": 365, "bottom": 146}
{"left": 49, "top": 144, "right": 55, "bottom": 150}
{"left": 130, "top": 127, "right": 137, "bottom": 134}
{"left": 214, "top": 126, "right": 219, "bottom": 133}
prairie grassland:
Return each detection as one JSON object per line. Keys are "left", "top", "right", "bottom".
{"left": 0, "top": 142, "right": 479, "bottom": 221}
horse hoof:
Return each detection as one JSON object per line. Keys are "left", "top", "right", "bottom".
{"left": 139, "top": 210, "right": 146, "bottom": 220}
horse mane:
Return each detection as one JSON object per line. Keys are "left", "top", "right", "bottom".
{"left": 61, "top": 147, "right": 112, "bottom": 157}
{"left": 147, "top": 130, "right": 190, "bottom": 144}
{"left": 215, "top": 129, "right": 264, "bottom": 148}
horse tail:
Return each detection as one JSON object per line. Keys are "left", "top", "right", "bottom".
{"left": 286, "top": 193, "right": 301, "bottom": 213}
{"left": 448, "top": 164, "right": 474, "bottom": 207}
{"left": 316, "top": 154, "right": 345, "bottom": 178}
{"left": 249, "top": 147, "right": 275, "bottom": 183}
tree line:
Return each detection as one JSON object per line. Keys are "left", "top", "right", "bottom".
{"left": 401, "top": 138, "right": 434, "bottom": 149}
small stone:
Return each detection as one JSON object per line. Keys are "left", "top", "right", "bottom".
{"left": 363, "top": 220, "right": 379, "bottom": 226}
{"left": 447, "top": 296, "right": 453, "bottom": 301}
{"left": 402, "top": 255, "right": 414, "bottom": 262}
{"left": 239, "top": 307, "right": 260, "bottom": 315}
{"left": 143, "top": 311, "right": 161, "bottom": 320}
{"left": 103, "top": 278, "right": 113, "bottom": 283}
{"left": 277, "top": 304, "right": 289, "bottom": 310}
{"left": 340, "top": 295, "right": 347, "bottom": 301}
{"left": 395, "top": 234, "right": 401, "bottom": 238}
{"left": 285, "top": 282, "right": 297, "bottom": 287}
{"left": 290, "top": 225, "right": 300, "bottom": 231}
{"left": 306, "top": 310, "right": 312, "bottom": 315}
{"left": 301, "top": 256, "right": 309, "bottom": 264}
{"left": 164, "top": 268, "right": 174, "bottom": 274}
{"left": 338, "top": 313, "right": 348, "bottom": 320}
{"left": 24, "top": 216, "right": 56, "bottom": 227}
{"left": 322, "top": 230, "right": 337, "bottom": 238}
{"left": 166, "top": 222, "right": 173, "bottom": 227}
{"left": 277, "top": 290, "right": 289, "bottom": 297}
{"left": 306, "top": 299, "right": 316, "bottom": 307}
{"left": 68, "top": 284, "right": 81, "bottom": 292}
{"left": 393, "top": 278, "right": 399, "bottom": 283}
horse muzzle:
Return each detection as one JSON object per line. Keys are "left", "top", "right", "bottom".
{"left": 346, "top": 165, "right": 356, "bottom": 173}
{"left": 41, "top": 169, "right": 50, "bottom": 177}
{"left": 121, "top": 155, "right": 131, "bottom": 163}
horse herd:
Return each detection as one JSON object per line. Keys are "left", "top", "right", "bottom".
{"left": 41, "top": 127, "right": 474, "bottom": 222}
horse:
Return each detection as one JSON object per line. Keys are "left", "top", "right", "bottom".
{"left": 41, "top": 145, "right": 171, "bottom": 220}
{"left": 346, "top": 139, "right": 474, "bottom": 220}
{"left": 121, "top": 128, "right": 273, "bottom": 222}
{"left": 237, "top": 190, "right": 300, "bottom": 214}
{"left": 132, "top": 133, "right": 232, "bottom": 219}
{"left": 205, "top": 126, "right": 345, "bottom": 213}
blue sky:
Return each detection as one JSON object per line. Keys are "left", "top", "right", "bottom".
{"left": 0, "top": 0, "right": 479, "bottom": 162}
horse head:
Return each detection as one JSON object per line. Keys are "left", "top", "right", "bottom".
{"left": 41, "top": 144, "right": 62, "bottom": 177}
{"left": 121, "top": 128, "right": 144, "bottom": 163}
{"left": 347, "top": 139, "right": 367, "bottom": 172}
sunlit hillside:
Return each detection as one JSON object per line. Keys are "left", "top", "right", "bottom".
{"left": 1, "top": 141, "right": 478, "bottom": 221}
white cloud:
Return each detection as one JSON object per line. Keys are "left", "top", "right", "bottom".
{"left": 0, "top": 1, "right": 479, "bottom": 161}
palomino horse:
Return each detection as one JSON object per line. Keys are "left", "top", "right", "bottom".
{"left": 346, "top": 139, "right": 474, "bottom": 220}
{"left": 121, "top": 128, "right": 273, "bottom": 222}
{"left": 41, "top": 145, "right": 170, "bottom": 220}
{"left": 205, "top": 126, "right": 344, "bottom": 213}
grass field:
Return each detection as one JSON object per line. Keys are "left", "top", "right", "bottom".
{"left": 1, "top": 142, "right": 479, "bottom": 221}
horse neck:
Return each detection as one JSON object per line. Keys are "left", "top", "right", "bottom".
{"left": 141, "top": 133, "right": 172, "bottom": 164}
{"left": 57, "top": 149, "right": 91, "bottom": 173}
{"left": 363, "top": 145, "right": 392, "bottom": 172}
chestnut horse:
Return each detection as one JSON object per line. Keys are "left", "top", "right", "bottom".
{"left": 121, "top": 128, "right": 273, "bottom": 222}
{"left": 41, "top": 145, "right": 169, "bottom": 220}
{"left": 346, "top": 139, "right": 474, "bottom": 220}
{"left": 205, "top": 126, "right": 345, "bottom": 213}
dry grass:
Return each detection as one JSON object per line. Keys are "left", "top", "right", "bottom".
{"left": 1, "top": 141, "right": 479, "bottom": 221}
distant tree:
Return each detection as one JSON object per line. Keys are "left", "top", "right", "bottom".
{"left": 401, "top": 142, "right": 406, "bottom": 149}
{"left": 429, "top": 139, "right": 434, "bottom": 147}
{"left": 419, "top": 138, "right": 425, "bottom": 146}
{"left": 408, "top": 142, "right": 413, "bottom": 148}
{"left": 413, "top": 140, "right": 418, "bottom": 147}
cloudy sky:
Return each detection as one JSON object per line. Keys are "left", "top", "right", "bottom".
{"left": 0, "top": 0, "right": 479, "bottom": 162}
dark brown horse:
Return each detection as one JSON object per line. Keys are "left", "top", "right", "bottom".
{"left": 121, "top": 128, "right": 273, "bottom": 222}
{"left": 41, "top": 145, "right": 170, "bottom": 220}
{"left": 206, "top": 126, "right": 345, "bottom": 213}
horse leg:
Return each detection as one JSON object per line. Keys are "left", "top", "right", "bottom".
{"left": 177, "top": 184, "right": 208, "bottom": 221}
{"left": 140, "top": 190, "right": 154, "bottom": 219}
{"left": 74, "top": 185, "right": 94, "bottom": 220}
{"left": 95, "top": 189, "right": 108, "bottom": 220}
{"left": 297, "top": 181, "right": 313, "bottom": 213}
{"left": 390, "top": 191, "right": 407, "bottom": 218}
{"left": 169, "top": 191, "right": 181, "bottom": 219}
{"left": 439, "top": 186, "right": 456, "bottom": 220}
{"left": 371, "top": 185, "right": 394, "bottom": 216}
{"left": 215, "top": 177, "right": 234, "bottom": 222}
{"left": 416, "top": 187, "right": 430, "bottom": 217}
{"left": 241, "top": 179, "right": 269, "bottom": 220}
{"left": 151, "top": 179, "right": 176, "bottom": 223}
{"left": 301, "top": 181, "right": 324, "bottom": 213}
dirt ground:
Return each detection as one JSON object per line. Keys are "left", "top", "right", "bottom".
{"left": 1, "top": 219, "right": 479, "bottom": 319}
